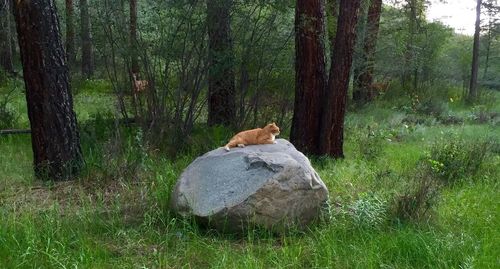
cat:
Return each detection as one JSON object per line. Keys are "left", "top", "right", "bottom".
{"left": 224, "top": 123, "right": 280, "bottom": 151}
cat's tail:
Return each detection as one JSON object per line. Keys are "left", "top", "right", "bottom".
{"left": 224, "top": 140, "right": 237, "bottom": 151}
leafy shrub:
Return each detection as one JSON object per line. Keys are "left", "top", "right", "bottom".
{"left": 467, "top": 105, "right": 499, "bottom": 124}
{"left": 437, "top": 114, "right": 464, "bottom": 125}
{"left": 354, "top": 127, "right": 383, "bottom": 160}
{"left": 425, "top": 136, "right": 489, "bottom": 185}
{"left": 415, "top": 98, "right": 448, "bottom": 117}
{"left": 0, "top": 103, "right": 17, "bottom": 129}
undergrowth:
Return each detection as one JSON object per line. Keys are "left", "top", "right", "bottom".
{"left": 0, "top": 81, "right": 498, "bottom": 268}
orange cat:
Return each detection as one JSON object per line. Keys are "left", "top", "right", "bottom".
{"left": 224, "top": 123, "right": 280, "bottom": 151}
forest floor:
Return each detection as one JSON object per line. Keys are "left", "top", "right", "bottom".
{"left": 0, "top": 78, "right": 499, "bottom": 268}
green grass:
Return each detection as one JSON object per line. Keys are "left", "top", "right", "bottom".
{"left": 0, "top": 80, "right": 499, "bottom": 268}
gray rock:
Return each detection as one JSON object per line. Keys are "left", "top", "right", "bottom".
{"left": 170, "top": 139, "right": 329, "bottom": 232}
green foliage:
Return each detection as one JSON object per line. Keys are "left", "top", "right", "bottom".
{"left": 0, "top": 80, "right": 21, "bottom": 129}
{"left": 354, "top": 127, "right": 384, "bottom": 161}
{"left": 0, "top": 101, "right": 17, "bottom": 129}
{"left": 2, "top": 0, "right": 500, "bottom": 267}
{"left": 390, "top": 166, "right": 440, "bottom": 222}
{"left": 348, "top": 193, "right": 387, "bottom": 228}
{"left": 425, "top": 135, "right": 490, "bottom": 185}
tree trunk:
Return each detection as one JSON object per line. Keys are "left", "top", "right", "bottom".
{"left": 206, "top": 0, "right": 236, "bottom": 127}
{"left": 129, "top": 0, "right": 139, "bottom": 74}
{"left": 403, "top": 0, "right": 417, "bottom": 89}
{"left": 482, "top": 19, "right": 492, "bottom": 79}
{"left": 290, "top": 0, "right": 327, "bottom": 155}
{"left": 469, "top": 0, "right": 482, "bottom": 102}
{"left": 357, "top": 0, "right": 382, "bottom": 103}
{"left": 65, "top": 0, "right": 75, "bottom": 65}
{"left": 80, "top": 0, "right": 93, "bottom": 79}
{"left": 12, "top": 0, "right": 83, "bottom": 180}
{"left": 0, "top": 0, "right": 14, "bottom": 74}
{"left": 319, "top": 0, "right": 361, "bottom": 158}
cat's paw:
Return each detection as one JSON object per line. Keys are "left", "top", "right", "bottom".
{"left": 224, "top": 146, "right": 230, "bottom": 151}
{"left": 273, "top": 141, "right": 277, "bottom": 144}
{"left": 238, "top": 144, "right": 246, "bottom": 148}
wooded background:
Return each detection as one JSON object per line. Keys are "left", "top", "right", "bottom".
{"left": 0, "top": 0, "right": 499, "bottom": 179}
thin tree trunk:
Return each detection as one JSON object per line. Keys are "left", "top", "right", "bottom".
{"left": 13, "top": 0, "right": 83, "bottom": 180}
{"left": 130, "top": 0, "right": 139, "bottom": 74}
{"left": 357, "top": 0, "right": 382, "bottom": 103}
{"left": 403, "top": 0, "right": 417, "bottom": 89}
{"left": 65, "top": 0, "right": 75, "bottom": 65}
{"left": 319, "top": 0, "right": 361, "bottom": 158}
{"left": 469, "top": 0, "right": 482, "bottom": 102}
{"left": 206, "top": 0, "right": 236, "bottom": 127}
{"left": 482, "top": 21, "right": 491, "bottom": 79}
{"left": 0, "top": 0, "right": 14, "bottom": 74}
{"left": 80, "top": 0, "right": 93, "bottom": 78}
{"left": 290, "top": 0, "right": 327, "bottom": 155}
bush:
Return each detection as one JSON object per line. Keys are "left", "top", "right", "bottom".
{"left": 467, "top": 105, "right": 499, "bottom": 124}
{"left": 0, "top": 98, "right": 17, "bottom": 129}
{"left": 415, "top": 98, "right": 449, "bottom": 118}
{"left": 0, "top": 105, "right": 17, "bottom": 129}
{"left": 425, "top": 136, "right": 490, "bottom": 185}
{"left": 354, "top": 126, "right": 383, "bottom": 160}
{"left": 390, "top": 167, "right": 440, "bottom": 222}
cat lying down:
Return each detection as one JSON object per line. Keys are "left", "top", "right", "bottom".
{"left": 224, "top": 123, "right": 281, "bottom": 151}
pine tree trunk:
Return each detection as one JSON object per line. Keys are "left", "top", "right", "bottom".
{"left": 206, "top": 0, "right": 236, "bottom": 127}
{"left": 0, "top": 0, "right": 14, "bottom": 74}
{"left": 65, "top": 0, "right": 75, "bottom": 65}
{"left": 469, "top": 0, "right": 482, "bottom": 102}
{"left": 130, "top": 0, "right": 139, "bottom": 74}
{"left": 358, "top": 0, "right": 382, "bottom": 102}
{"left": 319, "top": 0, "right": 361, "bottom": 158}
{"left": 290, "top": 0, "right": 327, "bottom": 155}
{"left": 80, "top": 0, "right": 93, "bottom": 79}
{"left": 12, "top": 0, "right": 83, "bottom": 180}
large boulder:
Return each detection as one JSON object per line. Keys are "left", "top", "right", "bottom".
{"left": 170, "top": 139, "right": 329, "bottom": 232}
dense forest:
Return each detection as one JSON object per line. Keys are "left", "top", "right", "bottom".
{"left": 0, "top": 0, "right": 499, "bottom": 268}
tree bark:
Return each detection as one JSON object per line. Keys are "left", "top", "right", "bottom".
{"left": 12, "top": 0, "right": 83, "bottom": 180}
{"left": 0, "top": 0, "right": 14, "bottom": 74}
{"left": 356, "top": 0, "right": 382, "bottom": 104}
{"left": 130, "top": 0, "right": 139, "bottom": 74}
{"left": 319, "top": 0, "right": 361, "bottom": 158}
{"left": 290, "top": 0, "right": 327, "bottom": 155}
{"left": 206, "top": 0, "right": 236, "bottom": 127}
{"left": 65, "top": 0, "right": 75, "bottom": 65}
{"left": 80, "top": 0, "right": 93, "bottom": 79}
{"left": 469, "top": 0, "right": 482, "bottom": 102}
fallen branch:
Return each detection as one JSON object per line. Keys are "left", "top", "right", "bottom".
{"left": 0, "top": 129, "right": 31, "bottom": 135}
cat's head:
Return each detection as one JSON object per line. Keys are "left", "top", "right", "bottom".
{"left": 265, "top": 122, "right": 280, "bottom": 136}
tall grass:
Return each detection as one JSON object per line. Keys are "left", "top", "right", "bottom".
{"left": 0, "top": 82, "right": 498, "bottom": 268}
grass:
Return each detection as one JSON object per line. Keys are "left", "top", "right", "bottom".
{"left": 0, "top": 79, "right": 499, "bottom": 268}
